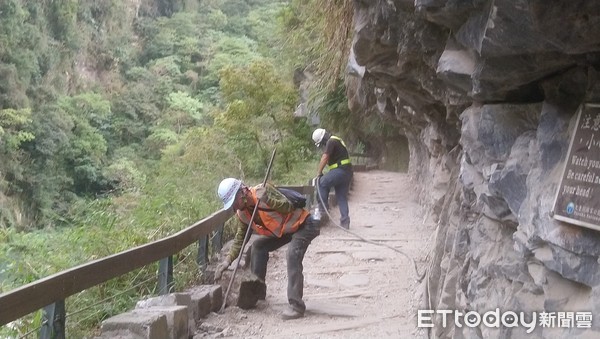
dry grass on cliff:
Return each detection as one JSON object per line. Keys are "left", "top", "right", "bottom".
{"left": 315, "top": 0, "right": 354, "bottom": 89}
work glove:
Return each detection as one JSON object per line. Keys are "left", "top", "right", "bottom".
{"left": 255, "top": 186, "right": 268, "bottom": 202}
{"left": 214, "top": 258, "right": 232, "bottom": 282}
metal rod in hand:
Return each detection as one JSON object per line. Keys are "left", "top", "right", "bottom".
{"left": 220, "top": 148, "right": 277, "bottom": 313}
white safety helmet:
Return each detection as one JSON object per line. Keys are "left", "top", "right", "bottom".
{"left": 217, "top": 178, "right": 242, "bottom": 210}
{"left": 312, "top": 128, "right": 326, "bottom": 146}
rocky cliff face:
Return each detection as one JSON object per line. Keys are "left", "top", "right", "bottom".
{"left": 346, "top": 0, "right": 600, "bottom": 337}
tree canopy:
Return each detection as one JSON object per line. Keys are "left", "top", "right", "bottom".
{"left": 0, "top": 0, "right": 370, "bottom": 336}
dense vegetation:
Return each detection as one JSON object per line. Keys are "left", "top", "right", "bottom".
{"left": 0, "top": 0, "right": 373, "bottom": 336}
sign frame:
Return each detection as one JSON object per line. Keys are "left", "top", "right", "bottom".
{"left": 552, "top": 103, "right": 600, "bottom": 231}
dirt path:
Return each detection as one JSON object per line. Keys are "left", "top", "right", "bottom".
{"left": 197, "top": 170, "right": 434, "bottom": 338}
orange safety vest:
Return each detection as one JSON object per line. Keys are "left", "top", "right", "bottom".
{"left": 236, "top": 186, "right": 309, "bottom": 237}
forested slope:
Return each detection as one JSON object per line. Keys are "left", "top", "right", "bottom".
{"left": 0, "top": 0, "right": 300, "bottom": 229}
{"left": 0, "top": 1, "right": 383, "bottom": 337}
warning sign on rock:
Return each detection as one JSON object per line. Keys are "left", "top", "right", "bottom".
{"left": 553, "top": 103, "right": 600, "bottom": 231}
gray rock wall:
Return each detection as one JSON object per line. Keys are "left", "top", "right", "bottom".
{"left": 347, "top": 0, "right": 600, "bottom": 337}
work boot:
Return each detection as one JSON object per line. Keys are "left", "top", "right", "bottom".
{"left": 341, "top": 221, "right": 350, "bottom": 229}
{"left": 281, "top": 306, "right": 304, "bottom": 320}
{"left": 255, "top": 278, "right": 267, "bottom": 300}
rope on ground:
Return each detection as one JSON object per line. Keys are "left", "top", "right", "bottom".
{"left": 315, "top": 176, "right": 427, "bottom": 283}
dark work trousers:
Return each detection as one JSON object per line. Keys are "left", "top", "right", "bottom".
{"left": 250, "top": 215, "right": 320, "bottom": 313}
{"left": 318, "top": 166, "right": 353, "bottom": 226}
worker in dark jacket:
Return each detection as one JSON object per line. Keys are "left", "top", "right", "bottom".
{"left": 214, "top": 178, "right": 320, "bottom": 320}
{"left": 312, "top": 128, "right": 353, "bottom": 229}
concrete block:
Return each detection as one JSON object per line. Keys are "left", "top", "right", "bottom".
{"left": 136, "top": 293, "right": 191, "bottom": 310}
{"left": 217, "top": 270, "right": 264, "bottom": 310}
{"left": 101, "top": 310, "right": 168, "bottom": 339}
{"left": 189, "top": 288, "right": 212, "bottom": 319}
{"left": 188, "top": 285, "right": 222, "bottom": 312}
{"left": 140, "top": 306, "right": 188, "bottom": 339}
{"left": 237, "top": 276, "right": 266, "bottom": 309}
{"left": 94, "top": 329, "right": 151, "bottom": 339}
{"left": 136, "top": 293, "right": 195, "bottom": 334}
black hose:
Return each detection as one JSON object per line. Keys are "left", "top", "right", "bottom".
{"left": 314, "top": 176, "right": 426, "bottom": 282}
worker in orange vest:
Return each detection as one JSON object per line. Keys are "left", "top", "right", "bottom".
{"left": 215, "top": 178, "right": 320, "bottom": 320}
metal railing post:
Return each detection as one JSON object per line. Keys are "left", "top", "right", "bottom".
{"left": 213, "top": 224, "right": 224, "bottom": 254}
{"left": 307, "top": 178, "right": 314, "bottom": 209}
{"left": 197, "top": 235, "right": 209, "bottom": 272}
{"left": 40, "top": 300, "right": 65, "bottom": 339}
{"left": 197, "top": 223, "right": 224, "bottom": 270}
{"left": 157, "top": 256, "right": 174, "bottom": 295}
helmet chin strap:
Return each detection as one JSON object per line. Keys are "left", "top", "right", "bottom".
{"left": 319, "top": 135, "right": 329, "bottom": 147}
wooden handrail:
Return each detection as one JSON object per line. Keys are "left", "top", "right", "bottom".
{"left": 0, "top": 184, "right": 314, "bottom": 328}
{"left": 0, "top": 209, "right": 232, "bottom": 326}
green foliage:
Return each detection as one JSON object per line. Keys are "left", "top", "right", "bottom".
{"left": 0, "top": 201, "right": 161, "bottom": 337}
{"left": 133, "top": 127, "right": 235, "bottom": 235}
{"left": 276, "top": 0, "right": 390, "bottom": 153}
{"left": 168, "top": 91, "right": 203, "bottom": 115}
{"left": 19, "top": 104, "right": 74, "bottom": 226}
{"left": 217, "top": 59, "right": 312, "bottom": 176}
{"left": 57, "top": 94, "right": 111, "bottom": 193}
{"left": 0, "top": 108, "right": 34, "bottom": 227}
{"left": 246, "top": 3, "right": 287, "bottom": 52}
{"left": 221, "top": 0, "right": 251, "bottom": 17}
{"left": 139, "top": 11, "right": 216, "bottom": 67}
{"left": 112, "top": 68, "right": 163, "bottom": 143}
{"left": 145, "top": 127, "right": 180, "bottom": 157}
{"left": 59, "top": 93, "right": 112, "bottom": 138}
{"left": 285, "top": 0, "right": 353, "bottom": 84}
{"left": 10, "top": 93, "right": 115, "bottom": 227}
{"left": 317, "top": 82, "right": 395, "bottom": 158}
{"left": 103, "top": 158, "right": 146, "bottom": 192}
{"left": 0, "top": 0, "right": 317, "bottom": 229}
{"left": 204, "top": 8, "right": 228, "bottom": 30}
{"left": 318, "top": 82, "right": 355, "bottom": 135}
{"left": 204, "top": 35, "right": 261, "bottom": 88}
{"left": 0, "top": 0, "right": 39, "bottom": 106}
{"left": 0, "top": 64, "right": 29, "bottom": 109}
{"left": 0, "top": 0, "right": 326, "bottom": 336}
{"left": 49, "top": 0, "right": 79, "bottom": 45}
{"left": 164, "top": 91, "right": 205, "bottom": 131}
{"left": 0, "top": 108, "right": 35, "bottom": 153}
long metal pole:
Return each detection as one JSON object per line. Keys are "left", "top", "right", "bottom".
{"left": 220, "top": 148, "right": 277, "bottom": 313}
